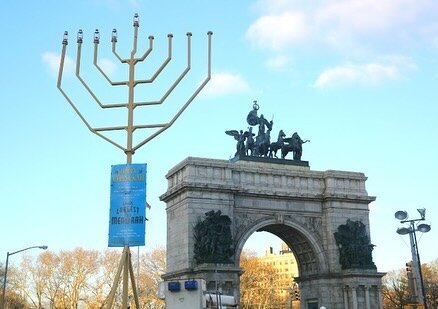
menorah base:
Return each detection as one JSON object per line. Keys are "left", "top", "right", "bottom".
{"left": 104, "top": 246, "right": 140, "bottom": 309}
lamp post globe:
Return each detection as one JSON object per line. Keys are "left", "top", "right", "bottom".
{"left": 396, "top": 227, "right": 411, "bottom": 235}
{"left": 417, "top": 223, "right": 431, "bottom": 233}
{"left": 395, "top": 210, "right": 408, "bottom": 221}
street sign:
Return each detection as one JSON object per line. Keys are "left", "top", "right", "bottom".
{"left": 108, "top": 164, "right": 147, "bottom": 247}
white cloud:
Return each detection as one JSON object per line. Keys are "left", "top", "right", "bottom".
{"left": 42, "top": 51, "right": 74, "bottom": 77}
{"left": 247, "top": 1, "right": 430, "bottom": 87}
{"left": 247, "top": 0, "right": 438, "bottom": 52}
{"left": 245, "top": 11, "right": 310, "bottom": 50}
{"left": 266, "top": 55, "right": 291, "bottom": 70}
{"left": 315, "top": 0, "right": 438, "bottom": 50}
{"left": 314, "top": 60, "right": 410, "bottom": 88}
{"left": 201, "top": 72, "right": 250, "bottom": 98}
{"left": 317, "top": 0, "right": 408, "bottom": 33}
{"left": 98, "top": 58, "right": 117, "bottom": 76}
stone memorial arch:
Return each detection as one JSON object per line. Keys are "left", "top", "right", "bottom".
{"left": 160, "top": 157, "right": 385, "bottom": 309}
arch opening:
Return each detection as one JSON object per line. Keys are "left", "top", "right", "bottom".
{"left": 235, "top": 220, "right": 327, "bottom": 279}
{"left": 258, "top": 224, "right": 319, "bottom": 275}
{"left": 239, "top": 230, "right": 300, "bottom": 309}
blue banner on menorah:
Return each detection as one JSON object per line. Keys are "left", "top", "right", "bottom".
{"left": 108, "top": 163, "right": 147, "bottom": 247}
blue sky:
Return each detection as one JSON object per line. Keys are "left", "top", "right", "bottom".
{"left": 1, "top": 0, "right": 437, "bottom": 273}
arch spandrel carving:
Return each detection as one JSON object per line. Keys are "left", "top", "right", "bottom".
{"left": 293, "top": 216, "right": 323, "bottom": 240}
{"left": 233, "top": 212, "right": 267, "bottom": 247}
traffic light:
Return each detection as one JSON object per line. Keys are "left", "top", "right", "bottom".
{"left": 294, "top": 289, "right": 300, "bottom": 300}
{"left": 405, "top": 261, "right": 419, "bottom": 303}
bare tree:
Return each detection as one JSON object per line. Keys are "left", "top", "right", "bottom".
{"left": 2, "top": 264, "right": 28, "bottom": 308}
{"left": 85, "top": 249, "right": 121, "bottom": 308}
{"left": 6, "top": 256, "right": 45, "bottom": 308}
{"left": 38, "top": 251, "right": 63, "bottom": 308}
{"left": 423, "top": 259, "right": 438, "bottom": 309}
{"left": 0, "top": 263, "right": 4, "bottom": 286}
{"left": 382, "top": 259, "right": 438, "bottom": 309}
{"left": 382, "top": 268, "right": 409, "bottom": 309}
{"left": 138, "top": 246, "right": 166, "bottom": 309}
{"left": 22, "top": 255, "right": 45, "bottom": 308}
{"left": 2, "top": 289, "right": 28, "bottom": 309}
{"left": 58, "top": 248, "right": 100, "bottom": 308}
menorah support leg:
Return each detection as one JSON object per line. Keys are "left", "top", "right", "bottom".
{"left": 122, "top": 249, "right": 129, "bottom": 307}
{"left": 105, "top": 246, "right": 140, "bottom": 309}
{"left": 105, "top": 248, "right": 125, "bottom": 308}
{"left": 129, "top": 252, "right": 141, "bottom": 308}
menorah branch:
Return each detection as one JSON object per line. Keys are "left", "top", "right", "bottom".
{"left": 75, "top": 41, "right": 128, "bottom": 109}
{"left": 135, "top": 34, "right": 173, "bottom": 85}
{"left": 93, "top": 41, "right": 127, "bottom": 86}
{"left": 111, "top": 33, "right": 126, "bottom": 63}
{"left": 138, "top": 36, "right": 155, "bottom": 61}
{"left": 130, "top": 20, "right": 139, "bottom": 59}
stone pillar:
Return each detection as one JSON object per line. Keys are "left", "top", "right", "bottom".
{"left": 351, "top": 286, "right": 358, "bottom": 309}
{"left": 377, "top": 286, "right": 384, "bottom": 309}
{"left": 343, "top": 286, "right": 349, "bottom": 309}
{"left": 364, "top": 285, "right": 370, "bottom": 309}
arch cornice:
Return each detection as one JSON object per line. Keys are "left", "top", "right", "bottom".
{"left": 160, "top": 157, "right": 376, "bottom": 205}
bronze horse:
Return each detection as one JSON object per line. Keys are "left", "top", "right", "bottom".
{"left": 268, "top": 130, "right": 285, "bottom": 158}
{"left": 281, "top": 132, "right": 309, "bottom": 160}
{"left": 245, "top": 127, "right": 255, "bottom": 156}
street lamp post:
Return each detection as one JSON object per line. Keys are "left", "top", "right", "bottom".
{"left": 1, "top": 245, "right": 48, "bottom": 309}
{"left": 395, "top": 208, "right": 431, "bottom": 308}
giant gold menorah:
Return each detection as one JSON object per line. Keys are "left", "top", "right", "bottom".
{"left": 57, "top": 13, "right": 212, "bottom": 308}
{"left": 57, "top": 13, "right": 212, "bottom": 164}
